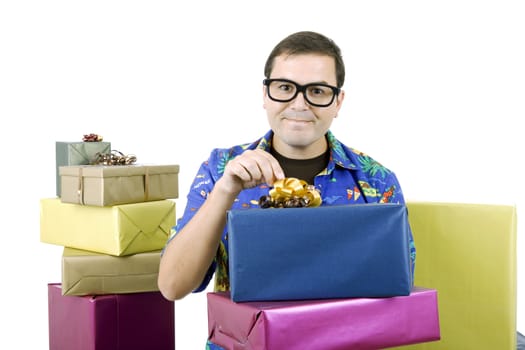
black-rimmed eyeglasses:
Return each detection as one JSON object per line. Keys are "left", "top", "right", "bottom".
{"left": 263, "top": 78, "right": 340, "bottom": 108}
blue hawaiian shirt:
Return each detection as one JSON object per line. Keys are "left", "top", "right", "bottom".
{"left": 167, "top": 129, "right": 416, "bottom": 293}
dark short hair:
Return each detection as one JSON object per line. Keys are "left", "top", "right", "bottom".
{"left": 264, "top": 31, "right": 345, "bottom": 88}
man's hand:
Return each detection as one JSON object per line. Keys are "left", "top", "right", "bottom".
{"left": 217, "top": 149, "right": 285, "bottom": 195}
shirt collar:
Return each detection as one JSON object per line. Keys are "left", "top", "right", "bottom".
{"left": 254, "top": 130, "right": 358, "bottom": 173}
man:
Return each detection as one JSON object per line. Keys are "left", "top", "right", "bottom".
{"left": 158, "top": 30, "right": 415, "bottom": 304}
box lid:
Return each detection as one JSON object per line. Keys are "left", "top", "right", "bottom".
{"left": 59, "top": 164, "right": 179, "bottom": 177}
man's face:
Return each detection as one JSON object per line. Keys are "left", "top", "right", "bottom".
{"left": 263, "top": 53, "right": 344, "bottom": 157}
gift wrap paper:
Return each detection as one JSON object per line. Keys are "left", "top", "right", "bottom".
{"left": 228, "top": 203, "right": 412, "bottom": 302}
{"left": 59, "top": 164, "right": 179, "bottom": 206}
{"left": 61, "top": 247, "right": 162, "bottom": 296}
{"left": 56, "top": 141, "right": 111, "bottom": 196}
{"left": 207, "top": 287, "right": 440, "bottom": 350}
{"left": 390, "top": 202, "right": 517, "bottom": 350}
{"left": 48, "top": 283, "right": 174, "bottom": 350}
{"left": 40, "top": 198, "right": 175, "bottom": 256}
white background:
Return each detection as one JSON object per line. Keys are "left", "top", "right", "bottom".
{"left": 1, "top": 1, "right": 523, "bottom": 349}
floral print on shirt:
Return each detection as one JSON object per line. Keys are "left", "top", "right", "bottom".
{"left": 166, "top": 130, "right": 416, "bottom": 293}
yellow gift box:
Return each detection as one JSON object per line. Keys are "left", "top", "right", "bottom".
{"left": 40, "top": 198, "right": 175, "bottom": 256}
{"left": 59, "top": 164, "right": 179, "bottom": 206}
{"left": 393, "top": 202, "right": 517, "bottom": 350}
{"left": 61, "top": 247, "right": 162, "bottom": 296}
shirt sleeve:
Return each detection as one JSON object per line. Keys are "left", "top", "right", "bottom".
{"left": 380, "top": 172, "right": 417, "bottom": 284}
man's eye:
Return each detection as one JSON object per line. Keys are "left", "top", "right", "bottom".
{"left": 278, "top": 84, "right": 293, "bottom": 92}
{"left": 310, "top": 87, "right": 325, "bottom": 95}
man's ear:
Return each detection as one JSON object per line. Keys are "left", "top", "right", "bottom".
{"left": 262, "top": 85, "right": 268, "bottom": 109}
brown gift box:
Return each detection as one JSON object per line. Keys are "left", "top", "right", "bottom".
{"left": 62, "top": 247, "right": 162, "bottom": 296}
{"left": 59, "top": 164, "right": 179, "bottom": 206}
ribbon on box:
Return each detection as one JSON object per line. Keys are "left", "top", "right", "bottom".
{"left": 75, "top": 150, "right": 144, "bottom": 205}
{"left": 82, "top": 133, "right": 103, "bottom": 142}
{"left": 259, "top": 177, "right": 322, "bottom": 208}
{"left": 92, "top": 150, "right": 137, "bottom": 166}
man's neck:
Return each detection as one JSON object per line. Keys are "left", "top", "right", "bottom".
{"left": 271, "top": 136, "right": 328, "bottom": 160}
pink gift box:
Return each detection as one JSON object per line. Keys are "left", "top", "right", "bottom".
{"left": 208, "top": 287, "right": 440, "bottom": 350}
{"left": 48, "top": 283, "right": 175, "bottom": 350}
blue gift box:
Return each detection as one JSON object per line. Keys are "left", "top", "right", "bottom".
{"left": 227, "top": 203, "right": 412, "bottom": 302}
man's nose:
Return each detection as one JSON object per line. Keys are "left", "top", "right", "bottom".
{"left": 290, "top": 91, "right": 309, "bottom": 109}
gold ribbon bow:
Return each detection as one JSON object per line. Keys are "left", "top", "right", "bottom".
{"left": 91, "top": 150, "right": 137, "bottom": 165}
{"left": 261, "top": 177, "right": 322, "bottom": 208}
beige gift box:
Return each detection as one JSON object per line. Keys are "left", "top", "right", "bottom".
{"left": 61, "top": 247, "right": 162, "bottom": 296}
{"left": 40, "top": 198, "right": 175, "bottom": 256}
{"left": 59, "top": 164, "right": 179, "bottom": 206}
{"left": 55, "top": 141, "right": 111, "bottom": 197}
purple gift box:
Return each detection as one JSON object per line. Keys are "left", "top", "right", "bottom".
{"left": 48, "top": 283, "right": 175, "bottom": 350}
{"left": 208, "top": 287, "right": 440, "bottom": 350}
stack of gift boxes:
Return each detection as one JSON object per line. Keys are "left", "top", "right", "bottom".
{"left": 207, "top": 203, "right": 442, "bottom": 349}
{"left": 40, "top": 137, "right": 178, "bottom": 350}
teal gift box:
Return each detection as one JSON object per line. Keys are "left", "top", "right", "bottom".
{"left": 55, "top": 141, "right": 111, "bottom": 196}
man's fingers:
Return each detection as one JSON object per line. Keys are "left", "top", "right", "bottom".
{"left": 255, "top": 150, "right": 285, "bottom": 185}
{"left": 225, "top": 149, "right": 285, "bottom": 189}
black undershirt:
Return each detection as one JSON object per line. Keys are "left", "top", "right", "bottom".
{"left": 270, "top": 147, "right": 330, "bottom": 185}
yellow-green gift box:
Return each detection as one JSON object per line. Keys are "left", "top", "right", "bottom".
{"left": 40, "top": 198, "right": 175, "bottom": 256}
{"left": 391, "top": 202, "right": 517, "bottom": 350}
